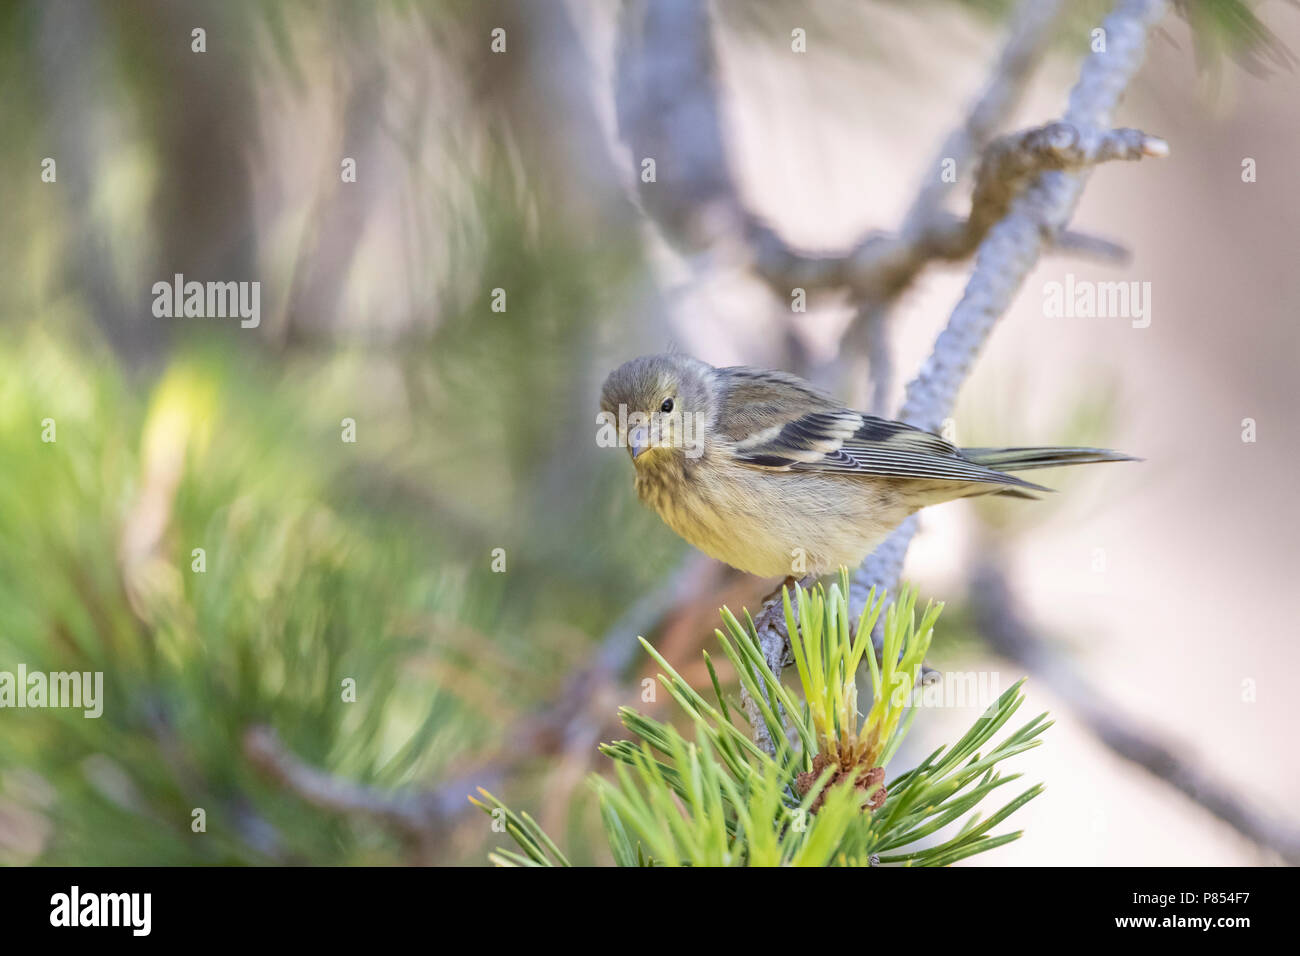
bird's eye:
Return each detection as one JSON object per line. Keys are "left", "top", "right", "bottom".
{"left": 660, "top": 398, "right": 674, "bottom": 414}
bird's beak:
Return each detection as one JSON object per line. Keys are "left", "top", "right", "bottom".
{"left": 628, "top": 425, "right": 650, "bottom": 460}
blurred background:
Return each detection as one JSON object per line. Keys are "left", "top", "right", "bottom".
{"left": 0, "top": 0, "right": 1297, "bottom": 865}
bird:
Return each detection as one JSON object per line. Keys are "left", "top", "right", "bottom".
{"left": 599, "top": 353, "right": 1135, "bottom": 579}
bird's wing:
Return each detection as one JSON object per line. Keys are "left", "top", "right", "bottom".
{"left": 716, "top": 366, "right": 1042, "bottom": 488}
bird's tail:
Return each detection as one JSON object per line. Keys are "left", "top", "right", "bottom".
{"left": 961, "top": 446, "right": 1139, "bottom": 471}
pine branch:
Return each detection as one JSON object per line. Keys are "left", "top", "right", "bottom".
{"left": 615, "top": 0, "right": 1126, "bottom": 308}
{"left": 243, "top": 555, "right": 731, "bottom": 845}
{"left": 481, "top": 579, "right": 1048, "bottom": 867}
{"left": 967, "top": 554, "right": 1300, "bottom": 866}
{"left": 849, "top": 0, "right": 1170, "bottom": 618}
{"left": 735, "top": 1, "right": 1173, "bottom": 752}
{"left": 242, "top": 727, "right": 451, "bottom": 862}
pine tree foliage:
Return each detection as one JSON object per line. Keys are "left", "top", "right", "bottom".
{"left": 475, "top": 572, "right": 1050, "bottom": 866}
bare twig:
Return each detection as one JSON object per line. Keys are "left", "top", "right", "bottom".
{"left": 1050, "top": 228, "right": 1130, "bottom": 264}
{"left": 902, "top": 0, "right": 1068, "bottom": 237}
{"left": 614, "top": 0, "right": 1110, "bottom": 306}
{"left": 828, "top": 0, "right": 1068, "bottom": 378}
{"left": 246, "top": 554, "right": 731, "bottom": 846}
{"left": 852, "top": 0, "right": 1169, "bottom": 617}
{"left": 735, "top": 0, "right": 1171, "bottom": 749}
{"left": 968, "top": 554, "right": 1300, "bottom": 865}
{"left": 244, "top": 727, "right": 451, "bottom": 863}
{"left": 967, "top": 124, "right": 1167, "bottom": 240}
{"left": 615, "top": 0, "right": 1132, "bottom": 420}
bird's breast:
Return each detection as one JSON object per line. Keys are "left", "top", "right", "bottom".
{"left": 634, "top": 458, "right": 912, "bottom": 578}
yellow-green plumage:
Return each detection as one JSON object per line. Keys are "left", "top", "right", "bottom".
{"left": 600, "top": 354, "right": 1134, "bottom": 578}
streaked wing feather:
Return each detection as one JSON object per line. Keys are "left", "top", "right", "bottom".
{"left": 718, "top": 367, "right": 1041, "bottom": 489}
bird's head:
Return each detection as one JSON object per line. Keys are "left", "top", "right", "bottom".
{"left": 599, "top": 353, "right": 713, "bottom": 465}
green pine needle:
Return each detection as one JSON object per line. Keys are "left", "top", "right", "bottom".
{"left": 480, "top": 573, "right": 1049, "bottom": 867}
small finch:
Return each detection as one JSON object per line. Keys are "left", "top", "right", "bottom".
{"left": 599, "top": 353, "right": 1135, "bottom": 578}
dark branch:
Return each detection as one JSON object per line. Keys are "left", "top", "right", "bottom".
{"left": 969, "top": 555, "right": 1300, "bottom": 865}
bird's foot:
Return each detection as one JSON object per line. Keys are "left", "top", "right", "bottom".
{"left": 753, "top": 575, "right": 815, "bottom": 669}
